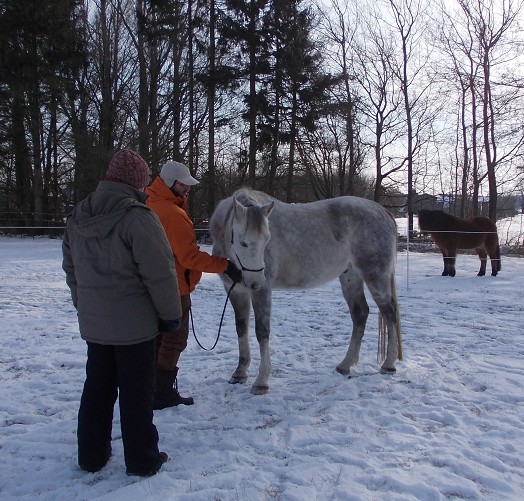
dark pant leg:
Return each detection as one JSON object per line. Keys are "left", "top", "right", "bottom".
{"left": 115, "top": 338, "right": 161, "bottom": 473}
{"left": 156, "top": 295, "right": 191, "bottom": 371}
{"left": 78, "top": 342, "right": 117, "bottom": 472}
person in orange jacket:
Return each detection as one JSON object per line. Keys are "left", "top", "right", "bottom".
{"left": 145, "top": 161, "right": 242, "bottom": 409}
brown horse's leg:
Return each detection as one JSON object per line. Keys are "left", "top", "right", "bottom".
{"left": 442, "top": 254, "right": 457, "bottom": 277}
{"left": 476, "top": 248, "right": 487, "bottom": 276}
{"left": 493, "top": 244, "right": 501, "bottom": 276}
{"left": 447, "top": 256, "right": 456, "bottom": 277}
{"left": 486, "top": 239, "right": 501, "bottom": 276}
{"left": 435, "top": 237, "right": 454, "bottom": 276}
{"left": 441, "top": 253, "right": 450, "bottom": 276}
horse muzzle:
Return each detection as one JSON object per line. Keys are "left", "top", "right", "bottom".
{"left": 231, "top": 254, "right": 266, "bottom": 289}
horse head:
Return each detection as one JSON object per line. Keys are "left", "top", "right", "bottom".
{"left": 229, "top": 196, "right": 274, "bottom": 290}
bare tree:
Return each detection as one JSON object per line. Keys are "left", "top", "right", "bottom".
{"left": 353, "top": 4, "right": 405, "bottom": 203}
{"left": 319, "top": 0, "right": 364, "bottom": 196}
{"left": 434, "top": 1, "right": 483, "bottom": 216}
{"left": 90, "top": 0, "right": 138, "bottom": 177}
{"left": 386, "top": 0, "right": 435, "bottom": 236}
{"left": 457, "top": 0, "right": 524, "bottom": 220}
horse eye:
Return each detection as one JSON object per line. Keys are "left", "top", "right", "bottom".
{"left": 240, "top": 241, "right": 248, "bottom": 248}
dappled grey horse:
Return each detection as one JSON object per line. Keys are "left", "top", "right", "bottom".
{"left": 209, "top": 188, "right": 402, "bottom": 394}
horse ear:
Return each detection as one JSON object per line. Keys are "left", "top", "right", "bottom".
{"left": 233, "top": 197, "right": 247, "bottom": 220}
{"left": 262, "top": 201, "right": 274, "bottom": 218}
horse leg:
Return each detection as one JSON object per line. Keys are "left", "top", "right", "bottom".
{"left": 441, "top": 254, "right": 449, "bottom": 276}
{"left": 447, "top": 254, "right": 457, "bottom": 277}
{"left": 475, "top": 248, "right": 487, "bottom": 276}
{"left": 441, "top": 253, "right": 456, "bottom": 276}
{"left": 228, "top": 287, "right": 252, "bottom": 384}
{"left": 250, "top": 287, "right": 272, "bottom": 395}
{"left": 442, "top": 245, "right": 457, "bottom": 277}
{"left": 336, "top": 269, "right": 369, "bottom": 376}
{"left": 487, "top": 239, "right": 500, "bottom": 276}
{"left": 433, "top": 240, "right": 450, "bottom": 276}
{"left": 492, "top": 243, "right": 501, "bottom": 276}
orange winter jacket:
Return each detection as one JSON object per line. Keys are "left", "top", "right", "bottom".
{"left": 145, "top": 176, "right": 228, "bottom": 295}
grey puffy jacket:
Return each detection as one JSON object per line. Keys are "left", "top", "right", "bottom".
{"left": 62, "top": 181, "right": 182, "bottom": 345}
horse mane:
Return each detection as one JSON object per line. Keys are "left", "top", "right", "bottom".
{"left": 418, "top": 209, "right": 456, "bottom": 232}
{"left": 232, "top": 187, "right": 272, "bottom": 207}
{"left": 418, "top": 209, "right": 496, "bottom": 233}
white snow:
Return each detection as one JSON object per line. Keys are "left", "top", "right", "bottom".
{"left": 1, "top": 235, "right": 523, "bottom": 500}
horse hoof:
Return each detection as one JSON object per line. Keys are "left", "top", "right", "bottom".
{"left": 250, "top": 385, "right": 269, "bottom": 395}
{"left": 380, "top": 366, "right": 396, "bottom": 374}
{"left": 336, "top": 365, "right": 350, "bottom": 376}
{"left": 229, "top": 376, "right": 247, "bottom": 384}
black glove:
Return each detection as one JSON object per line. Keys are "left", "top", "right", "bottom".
{"left": 224, "top": 260, "right": 242, "bottom": 283}
{"left": 159, "top": 318, "right": 181, "bottom": 333}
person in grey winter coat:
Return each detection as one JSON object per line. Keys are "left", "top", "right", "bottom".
{"left": 62, "top": 149, "right": 182, "bottom": 477}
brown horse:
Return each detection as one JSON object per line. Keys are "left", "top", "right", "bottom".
{"left": 417, "top": 209, "right": 501, "bottom": 277}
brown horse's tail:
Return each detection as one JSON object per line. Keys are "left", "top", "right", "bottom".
{"left": 377, "top": 273, "right": 403, "bottom": 363}
{"left": 497, "top": 244, "right": 502, "bottom": 272}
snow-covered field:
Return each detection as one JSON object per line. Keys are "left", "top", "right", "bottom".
{"left": 0, "top": 236, "right": 523, "bottom": 500}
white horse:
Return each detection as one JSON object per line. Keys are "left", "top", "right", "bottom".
{"left": 209, "top": 188, "right": 402, "bottom": 395}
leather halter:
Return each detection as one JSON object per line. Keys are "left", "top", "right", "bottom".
{"left": 231, "top": 228, "right": 265, "bottom": 273}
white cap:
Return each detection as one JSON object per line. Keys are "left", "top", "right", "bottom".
{"left": 159, "top": 161, "right": 199, "bottom": 187}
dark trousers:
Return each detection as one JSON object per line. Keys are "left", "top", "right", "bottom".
{"left": 156, "top": 294, "right": 191, "bottom": 371}
{"left": 77, "top": 339, "right": 160, "bottom": 472}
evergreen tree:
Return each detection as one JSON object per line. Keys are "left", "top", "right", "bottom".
{"left": 269, "top": 0, "right": 337, "bottom": 201}
{"left": 0, "top": 0, "right": 86, "bottom": 222}
{"left": 219, "top": 0, "right": 272, "bottom": 186}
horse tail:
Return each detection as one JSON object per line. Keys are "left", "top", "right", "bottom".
{"left": 377, "top": 273, "right": 403, "bottom": 363}
{"left": 497, "top": 244, "right": 501, "bottom": 272}
{"left": 378, "top": 316, "right": 386, "bottom": 363}
{"left": 392, "top": 273, "right": 403, "bottom": 361}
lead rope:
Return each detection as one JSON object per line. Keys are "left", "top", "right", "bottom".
{"left": 190, "top": 281, "right": 236, "bottom": 351}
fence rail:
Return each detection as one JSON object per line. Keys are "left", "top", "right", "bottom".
{"left": 0, "top": 226, "right": 213, "bottom": 243}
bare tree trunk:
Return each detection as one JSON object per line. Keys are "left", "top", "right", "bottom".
{"left": 286, "top": 87, "right": 298, "bottom": 202}
{"left": 98, "top": 0, "right": 115, "bottom": 175}
{"left": 459, "top": 88, "right": 469, "bottom": 218}
{"left": 482, "top": 51, "right": 498, "bottom": 220}
{"left": 248, "top": 0, "right": 257, "bottom": 188}
{"left": 27, "top": 38, "right": 43, "bottom": 226}
{"left": 136, "top": 1, "right": 150, "bottom": 160}
{"left": 188, "top": 0, "right": 195, "bottom": 176}
{"left": 208, "top": 0, "right": 217, "bottom": 212}
{"left": 11, "top": 92, "right": 32, "bottom": 221}
{"left": 268, "top": 47, "right": 282, "bottom": 197}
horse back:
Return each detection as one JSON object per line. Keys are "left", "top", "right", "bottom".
{"left": 418, "top": 210, "right": 499, "bottom": 252}
{"left": 266, "top": 196, "right": 397, "bottom": 287}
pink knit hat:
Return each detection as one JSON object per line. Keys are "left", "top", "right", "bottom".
{"left": 106, "top": 150, "right": 150, "bottom": 189}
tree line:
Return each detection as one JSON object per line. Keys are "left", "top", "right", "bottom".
{"left": 0, "top": 0, "right": 523, "bottom": 232}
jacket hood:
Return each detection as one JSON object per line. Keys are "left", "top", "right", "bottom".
{"left": 69, "top": 181, "right": 149, "bottom": 239}
{"left": 146, "top": 176, "right": 188, "bottom": 211}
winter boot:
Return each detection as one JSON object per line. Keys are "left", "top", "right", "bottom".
{"left": 126, "top": 451, "right": 169, "bottom": 477}
{"left": 153, "top": 369, "right": 194, "bottom": 410}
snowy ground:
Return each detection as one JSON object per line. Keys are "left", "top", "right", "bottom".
{"left": 0, "top": 236, "right": 523, "bottom": 500}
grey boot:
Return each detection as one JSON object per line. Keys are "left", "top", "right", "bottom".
{"left": 153, "top": 369, "right": 194, "bottom": 410}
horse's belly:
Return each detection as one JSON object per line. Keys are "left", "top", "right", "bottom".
{"left": 273, "top": 259, "right": 346, "bottom": 289}
{"left": 273, "top": 276, "right": 333, "bottom": 289}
